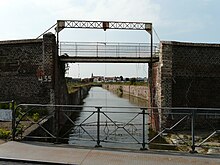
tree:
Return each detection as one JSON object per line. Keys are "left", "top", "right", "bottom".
{"left": 120, "top": 76, "right": 124, "bottom": 81}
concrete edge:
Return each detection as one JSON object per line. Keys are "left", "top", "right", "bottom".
{"left": 0, "top": 157, "right": 77, "bottom": 165}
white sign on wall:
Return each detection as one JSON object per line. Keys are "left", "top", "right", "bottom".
{"left": 0, "top": 109, "right": 12, "bottom": 121}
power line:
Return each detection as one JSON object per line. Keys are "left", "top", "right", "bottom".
{"left": 153, "top": 27, "right": 161, "bottom": 42}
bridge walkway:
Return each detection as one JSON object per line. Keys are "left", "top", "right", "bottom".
{"left": 0, "top": 141, "right": 219, "bottom": 165}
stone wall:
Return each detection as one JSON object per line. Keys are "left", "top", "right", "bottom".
{"left": 103, "top": 84, "right": 148, "bottom": 100}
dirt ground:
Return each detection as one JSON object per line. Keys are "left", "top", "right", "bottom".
{"left": 0, "top": 121, "right": 12, "bottom": 131}
{"left": 0, "top": 139, "right": 6, "bottom": 144}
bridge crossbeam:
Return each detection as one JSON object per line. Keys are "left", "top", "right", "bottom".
{"left": 56, "top": 20, "right": 152, "bottom": 34}
{"left": 59, "top": 56, "right": 159, "bottom": 63}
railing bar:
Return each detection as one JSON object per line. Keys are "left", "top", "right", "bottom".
{"left": 0, "top": 101, "right": 13, "bottom": 104}
{"left": 102, "top": 112, "right": 120, "bottom": 128}
{"left": 24, "top": 136, "right": 54, "bottom": 139}
{"left": 69, "top": 137, "right": 96, "bottom": 142}
{"left": 78, "top": 112, "right": 96, "bottom": 125}
{"left": 123, "top": 113, "right": 141, "bottom": 127}
{"left": 122, "top": 127, "right": 141, "bottom": 143}
{"left": 198, "top": 131, "right": 217, "bottom": 147}
{"left": 169, "top": 115, "right": 189, "bottom": 130}
{"left": 16, "top": 104, "right": 220, "bottom": 112}
{"left": 102, "top": 126, "right": 120, "bottom": 140}
{"left": 60, "top": 113, "right": 76, "bottom": 138}
{"left": 79, "top": 125, "right": 96, "bottom": 141}
{"left": 28, "top": 116, "right": 56, "bottom": 138}
{"left": 102, "top": 140, "right": 141, "bottom": 144}
{"left": 148, "top": 129, "right": 166, "bottom": 144}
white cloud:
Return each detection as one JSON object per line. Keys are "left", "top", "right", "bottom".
{"left": 40, "top": 0, "right": 160, "bottom": 22}
{"left": 0, "top": 0, "right": 159, "bottom": 78}
{"left": 0, "top": 0, "right": 161, "bottom": 40}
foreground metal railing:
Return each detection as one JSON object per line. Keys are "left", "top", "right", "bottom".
{"left": 9, "top": 104, "right": 220, "bottom": 153}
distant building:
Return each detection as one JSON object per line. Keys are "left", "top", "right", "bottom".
{"left": 104, "top": 77, "right": 115, "bottom": 82}
{"left": 92, "top": 76, "right": 105, "bottom": 82}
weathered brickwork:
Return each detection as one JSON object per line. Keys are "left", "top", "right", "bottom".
{"left": 0, "top": 33, "right": 90, "bottom": 107}
{"left": 0, "top": 39, "right": 52, "bottom": 104}
{"left": 156, "top": 41, "right": 220, "bottom": 108}
{"left": 150, "top": 41, "right": 220, "bottom": 130}
{"left": 0, "top": 33, "right": 65, "bottom": 105}
{"left": 171, "top": 42, "right": 220, "bottom": 108}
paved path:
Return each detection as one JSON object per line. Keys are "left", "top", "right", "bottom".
{"left": 0, "top": 141, "right": 219, "bottom": 165}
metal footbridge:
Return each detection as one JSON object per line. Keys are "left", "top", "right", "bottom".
{"left": 59, "top": 42, "right": 159, "bottom": 63}
{"left": 37, "top": 20, "right": 159, "bottom": 63}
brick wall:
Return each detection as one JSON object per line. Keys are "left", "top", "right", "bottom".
{"left": 171, "top": 42, "right": 220, "bottom": 108}
{"left": 156, "top": 41, "right": 220, "bottom": 108}
{"left": 152, "top": 41, "right": 220, "bottom": 129}
{"left": 0, "top": 38, "right": 52, "bottom": 104}
{"left": 0, "top": 33, "right": 67, "bottom": 105}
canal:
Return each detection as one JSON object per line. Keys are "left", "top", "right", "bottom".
{"left": 69, "top": 86, "right": 148, "bottom": 149}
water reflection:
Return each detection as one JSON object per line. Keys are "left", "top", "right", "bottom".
{"left": 69, "top": 87, "right": 148, "bottom": 149}
{"left": 114, "top": 91, "right": 147, "bottom": 108}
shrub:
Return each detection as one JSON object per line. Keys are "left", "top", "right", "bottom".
{"left": 0, "top": 129, "right": 11, "bottom": 139}
{"left": 33, "top": 113, "right": 40, "bottom": 122}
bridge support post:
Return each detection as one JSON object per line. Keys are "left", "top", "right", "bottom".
{"left": 95, "top": 107, "right": 102, "bottom": 148}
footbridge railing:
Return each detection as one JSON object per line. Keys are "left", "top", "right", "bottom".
{"left": 9, "top": 104, "right": 220, "bottom": 153}
{"left": 59, "top": 42, "right": 160, "bottom": 63}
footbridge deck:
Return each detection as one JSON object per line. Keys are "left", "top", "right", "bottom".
{"left": 59, "top": 42, "right": 159, "bottom": 63}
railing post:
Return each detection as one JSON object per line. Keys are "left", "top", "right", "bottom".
{"left": 96, "top": 42, "right": 98, "bottom": 57}
{"left": 140, "top": 108, "right": 148, "bottom": 150}
{"left": 190, "top": 109, "right": 197, "bottom": 153}
{"left": 95, "top": 107, "right": 102, "bottom": 147}
{"left": 55, "top": 107, "right": 60, "bottom": 144}
{"left": 11, "top": 100, "right": 15, "bottom": 141}
{"left": 75, "top": 43, "right": 77, "bottom": 57}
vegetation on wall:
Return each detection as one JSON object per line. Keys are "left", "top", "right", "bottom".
{"left": 0, "top": 102, "right": 16, "bottom": 110}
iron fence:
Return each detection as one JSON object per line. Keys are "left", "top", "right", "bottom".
{"left": 9, "top": 104, "right": 220, "bottom": 153}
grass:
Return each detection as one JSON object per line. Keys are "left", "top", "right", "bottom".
{"left": 0, "top": 129, "right": 11, "bottom": 139}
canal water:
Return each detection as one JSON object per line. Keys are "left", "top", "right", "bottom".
{"left": 69, "top": 87, "right": 148, "bottom": 149}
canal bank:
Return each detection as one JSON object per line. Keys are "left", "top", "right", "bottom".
{"left": 102, "top": 84, "right": 148, "bottom": 101}
{"left": 22, "top": 85, "right": 91, "bottom": 142}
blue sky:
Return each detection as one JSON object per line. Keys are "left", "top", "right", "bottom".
{"left": 0, "top": 0, "right": 218, "bottom": 78}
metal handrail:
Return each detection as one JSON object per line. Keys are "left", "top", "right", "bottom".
{"left": 59, "top": 42, "right": 160, "bottom": 58}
